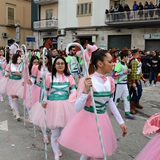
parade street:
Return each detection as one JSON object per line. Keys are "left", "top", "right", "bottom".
{"left": 0, "top": 83, "right": 158, "bottom": 160}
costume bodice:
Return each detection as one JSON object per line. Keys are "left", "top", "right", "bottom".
{"left": 84, "top": 74, "right": 113, "bottom": 114}
{"left": 47, "top": 74, "right": 76, "bottom": 101}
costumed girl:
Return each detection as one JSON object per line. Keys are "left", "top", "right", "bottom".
{"left": 0, "top": 48, "right": 13, "bottom": 109}
{"left": 0, "top": 49, "right": 5, "bottom": 102}
{"left": 29, "top": 56, "right": 76, "bottom": 160}
{"left": 59, "top": 49, "right": 127, "bottom": 160}
{"left": 6, "top": 53, "right": 23, "bottom": 121}
{"left": 28, "top": 52, "right": 52, "bottom": 144}
{"left": 28, "top": 52, "right": 52, "bottom": 108}
{"left": 24, "top": 55, "right": 39, "bottom": 113}
{"left": 135, "top": 113, "right": 160, "bottom": 160}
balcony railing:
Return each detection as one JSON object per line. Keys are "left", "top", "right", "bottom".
{"left": 34, "top": 0, "right": 58, "bottom": 5}
{"left": 6, "top": 19, "right": 20, "bottom": 26}
{"left": 105, "top": 8, "right": 160, "bottom": 27}
{"left": 33, "top": 19, "right": 58, "bottom": 30}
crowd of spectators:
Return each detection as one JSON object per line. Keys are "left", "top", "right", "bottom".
{"left": 105, "top": 1, "right": 160, "bottom": 21}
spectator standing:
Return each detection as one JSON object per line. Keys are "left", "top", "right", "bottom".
{"left": 133, "top": 1, "right": 139, "bottom": 19}
{"left": 148, "top": 1, "right": 154, "bottom": 19}
{"left": 105, "top": 9, "right": 109, "bottom": 22}
{"left": 124, "top": 4, "right": 131, "bottom": 21}
{"left": 147, "top": 51, "right": 160, "bottom": 87}
{"left": 117, "top": 4, "right": 124, "bottom": 21}
{"left": 114, "top": 5, "right": 118, "bottom": 21}
{"left": 138, "top": 2, "right": 144, "bottom": 19}
{"left": 144, "top": 1, "right": 149, "bottom": 20}
{"left": 109, "top": 6, "right": 115, "bottom": 21}
{"left": 154, "top": 5, "right": 159, "bottom": 18}
{"left": 158, "top": 2, "right": 160, "bottom": 18}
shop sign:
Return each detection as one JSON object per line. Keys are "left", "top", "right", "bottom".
{"left": 144, "top": 33, "right": 160, "bottom": 39}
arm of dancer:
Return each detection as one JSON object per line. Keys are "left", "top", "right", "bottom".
{"left": 5, "top": 64, "right": 11, "bottom": 77}
{"left": 42, "top": 75, "right": 50, "bottom": 109}
{"left": 108, "top": 98, "right": 124, "bottom": 125}
{"left": 75, "top": 93, "right": 88, "bottom": 112}
{"left": 29, "top": 65, "right": 38, "bottom": 85}
{"left": 75, "top": 77, "right": 91, "bottom": 112}
{"left": 69, "top": 75, "right": 76, "bottom": 93}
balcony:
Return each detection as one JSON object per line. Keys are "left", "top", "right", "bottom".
{"left": 5, "top": 19, "right": 20, "bottom": 27}
{"left": 34, "top": 0, "right": 58, "bottom": 5}
{"left": 33, "top": 19, "right": 58, "bottom": 30}
{"left": 105, "top": 8, "right": 160, "bottom": 28}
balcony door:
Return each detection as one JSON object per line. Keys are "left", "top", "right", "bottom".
{"left": 46, "top": 9, "right": 53, "bottom": 28}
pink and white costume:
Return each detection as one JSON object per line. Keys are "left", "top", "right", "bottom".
{"left": 29, "top": 73, "right": 76, "bottom": 128}
{"left": 59, "top": 72, "right": 124, "bottom": 159}
{"left": 27, "top": 65, "right": 51, "bottom": 108}
{"left": 7, "top": 63, "right": 23, "bottom": 97}
{"left": 0, "top": 61, "right": 10, "bottom": 95}
{"left": 29, "top": 73, "right": 76, "bottom": 159}
{"left": 135, "top": 113, "right": 160, "bottom": 160}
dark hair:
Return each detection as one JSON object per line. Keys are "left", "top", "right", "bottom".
{"left": 12, "top": 53, "right": 21, "bottom": 64}
{"left": 38, "top": 51, "right": 52, "bottom": 73}
{"left": 152, "top": 50, "right": 159, "bottom": 61}
{"left": 51, "top": 48, "right": 57, "bottom": 51}
{"left": 52, "top": 56, "right": 70, "bottom": 80}
{"left": 28, "top": 55, "right": 39, "bottom": 75}
{"left": 120, "top": 51, "right": 128, "bottom": 60}
{"left": 132, "top": 49, "right": 139, "bottom": 55}
{"left": 6, "top": 51, "right": 11, "bottom": 64}
{"left": 91, "top": 49, "right": 108, "bottom": 69}
{"left": 39, "top": 46, "right": 44, "bottom": 49}
{"left": 69, "top": 46, "right": 75, "bottom": 52}
{"left": 88, "top": 49, "right": 108, "bottom": 74}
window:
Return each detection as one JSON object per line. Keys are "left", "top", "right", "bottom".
{"left": 77, "top": 2, "right": 92, "bottom": 16}
{"left": 46, "top": 9, "right": 53, "bottom": 20}
{"left": 157, "top": 0, "right": 160, "bottom": 5}
{"left": 7, "top": 6, "right": 15, "bottom": 25}
{"left": 8, "top": 7, "right": 14, "bottom": 20}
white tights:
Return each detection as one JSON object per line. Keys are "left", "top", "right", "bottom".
{"left": 51, "top": 128, "right": 63, "bottom": 158}
{"left": 80, "top": 155, "right": 103, "bottom": 160}
{"left": 12, "top": 98, "right": 19, "bottom": 114}
{"left": 8, "top": 95, "right": 13, "bottom": 109}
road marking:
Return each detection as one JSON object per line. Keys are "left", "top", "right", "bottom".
{"left": 0, "top": 120, "right": 8, "bottom": 131}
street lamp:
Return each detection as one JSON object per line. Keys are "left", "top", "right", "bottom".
{"left": 15, "top": 23, "right": 20, "bottom": 44}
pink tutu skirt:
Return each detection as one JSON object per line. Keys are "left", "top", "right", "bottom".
{"left": 0, "top": 77, "right": 8, "bottom": 94}
{"left": 59, "top": 109, "right": 117, "bottom": 158}
{"left": 31, "top": 85, "right": 41, "bottom": 106}
{"left": 29, "top": 100, "right": 75, "bottom": 129}
{"left": 12, "top": 80, "right": 24, "bottom": 99}
{"left": 7, "top": 79, "right": 23, "bottom": 97}
{"left": 0, "top": 70, "right": 3, "bottom": 80}
{"left": 135, "top": 133, "right": 160, "bottom": 160}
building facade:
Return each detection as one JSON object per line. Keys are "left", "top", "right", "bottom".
{"left": 0, "top": 0, "right": 33, "bottom": 48}
{"left": 32, "top": 0, "right": 160, "bottom": 51}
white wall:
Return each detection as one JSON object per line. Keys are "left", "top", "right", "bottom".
{"left": 58, "top": 0, "right": 78, "bottom": 29}
{"left": 91, "top": 0, "right": 109, "bottom": 26}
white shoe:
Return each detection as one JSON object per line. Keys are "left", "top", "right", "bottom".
{"left": 153, "top": 84, "right": 156, "bottom": 87}
{"left": 147, "top": 84, "right": 151, "bottom": 87}
{"left": 16, "top": 114, "right": 21, "bottom": 121}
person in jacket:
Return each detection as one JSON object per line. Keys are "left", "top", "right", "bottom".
{"left": 144, "top": 1, "right": 149, "bottom": 20}
{"left": 133, "top": 1, "right": 139, "bottom": 19}
{"left": 124, "top": 4, "right": 131, "bottom": 21}
{"left": 138, "top": 2, "right": 144, "bottom": 19}
{"left": 148, "top": 1, "right": 154, "bottom": 19}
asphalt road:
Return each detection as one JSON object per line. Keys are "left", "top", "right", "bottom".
{"left": 0, "top": 82, "right": 159, "bottom": 160}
